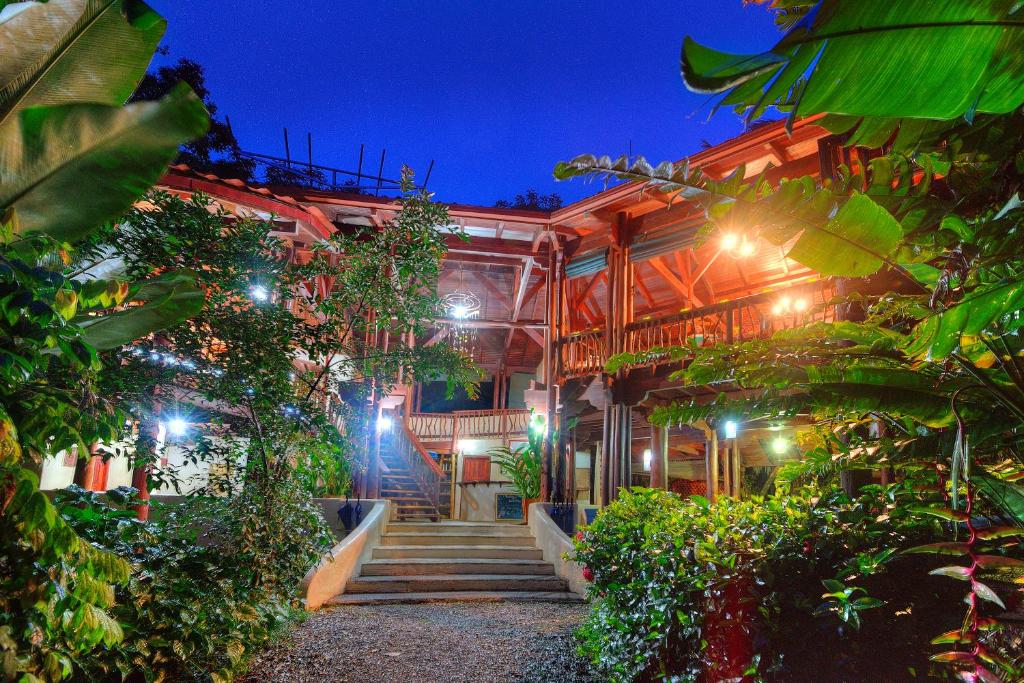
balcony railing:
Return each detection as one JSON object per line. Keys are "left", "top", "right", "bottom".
{"left": 407, "top": 409, "right": 532, "bottom": 443}
{"left": 392, "top": 421, "right": 443, "bottom": 515}
{"left": 559, "top": 281, "right": 838, "bottom": 378}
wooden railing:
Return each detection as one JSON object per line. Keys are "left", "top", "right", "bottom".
{"left": 393, "top": 421, "right": 443, "bottom": 514}
{"left": 559, "top": 281, "right": 838, "bottom": 378}
{"left": 407, "top": 409, "right": 531, "bottom": 443}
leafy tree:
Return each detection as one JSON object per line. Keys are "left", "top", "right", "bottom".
{"left": 558, "top": 2, "right": 1024, "bottom": 679}
{"left": 94, "top": 170, "right": 479, "bottom": 507}
{"left": 495, "top": 188, "right": 563, "bottom": 211}
{"left": 131, "top": 55, "right": 255, "bottom": 181}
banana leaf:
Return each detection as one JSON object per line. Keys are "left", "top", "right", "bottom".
{"left": 74, "top": 269, "right": 204, "bottom": 350}
{"left": 682, "top": 1, "right": 1024, "bottom": 124}
{"left": 0, "top": 0, "right": 164, "bottom": 128}
{"left": 973, "top": 471, "right": 1024, "bottom": 527}
{"left": 0, "top": 82, "right": 209, "bottom": 243}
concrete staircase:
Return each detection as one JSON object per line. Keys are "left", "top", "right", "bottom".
{"left": 327, "top": 521, "right": 583, "bottom": 605}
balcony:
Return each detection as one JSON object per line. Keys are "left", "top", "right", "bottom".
{"left": 558, "top": 281, "right": 838, "bottom": 379}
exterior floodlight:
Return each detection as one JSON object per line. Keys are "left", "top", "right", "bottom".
{"left": 451, "top": 304, "right": 470, "bottom": 319}
{"left": 721, "top": 233, "right": 739, "bottom": 250}
{"left": 166, "top": 417, "right": 187, "bottom": 437}
{"left": 642, "top": 448, "right": 652, "bottom": 471}
{"left": 530, "top": 414, "right": 547, "bottom": 435}
{"left": 376, "top": 416, "right": 393, "bottom": 433}
{"left": 250, "top": 285, "right": 269, "bottom": 302}
{"left": 724, "top": 420, "right": 738, "bottom": 439}
{"left": 772, "top": 436, "right": 790, "bottom": 455}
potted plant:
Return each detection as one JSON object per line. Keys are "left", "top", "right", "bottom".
{"left": 488, "top": 414, "right": 545, "bottom": 521}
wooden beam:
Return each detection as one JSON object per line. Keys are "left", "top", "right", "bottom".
{"left": 424, "top": 327, "right": 449, "bottom": 347}
{"left": 494, "top": 221, "right": 505, "bottom": 239}
{"left": 471, "top": 270, "right": 512, "bottom": 312}
{"left": 522, "top": 277, "right": 545, "bottom": 307}
{"left": 635, "top": 269, "right": 657, "bottom": 310}
{"left": 649, "top": 255, "right": 704, "bottom": 307}
{"left": 430, "top": 318, "right": 546, "bottom": 329}
{"left": 523, "top": 327, "right": 545, "bottom": 348}
{"left": 445, "top": 234, "right": 549, "bottom": 259}
{"left": 574, "top": 271, "right": 603, "bottom": 308}
{"left": 510, "top": 258, "right": 535, "bottom": 322}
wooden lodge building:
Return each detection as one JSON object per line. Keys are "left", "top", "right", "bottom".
{"left": 41, "top": 116, "right": 858, "bottom": 523}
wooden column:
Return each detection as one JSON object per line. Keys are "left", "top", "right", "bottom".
{"left": 650, "top": 423, "right": 669, "bottom": 490}
{"left": 600, "top": 213, "right": 635, "bottom": 503}
{"left": 722, "top": 437, "right": 731, "bottom": 498}
{"left": 588, "top": 444, "right": 598, "bottom": 505}
{"left": 731, "top": 439, "right": 741, "bottom": 497}
{"left": 132, "top": 418, "right": 159, "bottom": 521}
{"left": 706, "top": 428, "right": 719, "bottom": 503}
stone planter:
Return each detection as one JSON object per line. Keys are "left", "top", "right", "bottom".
{"left": 521, "top": 496, "right": 540, "bottom": 522}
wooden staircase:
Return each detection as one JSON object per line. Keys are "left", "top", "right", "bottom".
{"left": 379, "top": 428, "right": 445, "bottom": 521}
{"left": 327, "top": 521, "right": 582, "bottom": 605}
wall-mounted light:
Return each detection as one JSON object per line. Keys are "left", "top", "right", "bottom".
{"left": 771, "top": 295, "right": 809, "bottom": 316}
{"left": 642, "top": 448, "right": 652, "bottom": 471}
{"left": 771, "top": 436, "right": 790, "bottom": 455}
{"left": 724, "top": 420, "right": 738, "bottom": 439}
{"left": 376, "top": 416, "right": 393, "bottom": 433}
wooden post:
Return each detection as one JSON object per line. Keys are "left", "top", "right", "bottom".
{"left": 735, "top": 439, "right": 743, "bottom": 497}
{"left": 708, "top": 428, "right": 719, "bottom": 503}
{"left": 589, "top": 444, "right": 598, "bottom": 505}
{"left": 650, "top": 423, "right": 669, "bottom": 490}
{"left": 722, "top": 437, "right": 731, "bottom": 497}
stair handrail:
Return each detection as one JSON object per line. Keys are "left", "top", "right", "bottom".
{"left": 393, "top": 417, "right": 442, "bottom": 514}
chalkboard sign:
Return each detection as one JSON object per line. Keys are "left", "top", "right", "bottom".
{"left": 495, "top": 492, "right": 524, "bottom": 521}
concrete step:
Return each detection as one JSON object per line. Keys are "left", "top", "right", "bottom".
{"left": 387, "top": 522, "right": 531, "bottom": 535}
{"left": 326, "top": 590, "right": 584, "bottom": 606}
{"left": 381, "top": 532, "right": 535, "bottom": 547}
{"left": 360, "top": 558, "right": 555, "bottom": 576}
{"left": 373, "top": 545, "right": 545, "bottom": 560}
{"left": 345, "top": 573, "right": 567, "bottom": 594}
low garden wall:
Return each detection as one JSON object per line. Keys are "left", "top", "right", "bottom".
{"left": 528, "top": 502, "right": 588, "bottom": 597}
{"left": 301, "top": 499, "right": 391, "bottom": 609}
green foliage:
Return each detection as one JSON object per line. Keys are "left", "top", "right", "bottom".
{"left": 573, "top": 486, "right": 936, "bottom": 681}
{"left": 561, "top": 3, "right": 1024, "bottom": 679}
{"left": 682, "top": 1, "right": 1024, "bottom": 130}
{"left": 488, "top": 413, "right": 546, "bottom": 499}
{"left": 57, "top": 485, "right": 328, "bottom": 682}
{"left": 0, "top": 1, "right": 211, "bottom": 679}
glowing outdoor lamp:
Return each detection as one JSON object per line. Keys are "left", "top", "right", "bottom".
{"left": 720, "top": 233, "right": 739, "bottom": 250}
{"left": 723, "top": 420, "right": 738, "bottom": 439}
{"left": 250, "top": 284, "right": 269, "bottom": 302}
{"left": 793, "top": 297, "right": 809, "bottom": 312}
{"left": 737, "top": 239, "right": 756, "bottom": 257}
{"left": 771, "top": 436, "right": 791, "bottom": 455}
{"left": 376, "top": 415, "right": 394, "bottom": 433}
{"left": 642, "top": 448, "right": 652, "bottom": 471}
{"left": 451, "top": 303, "right": 470, "bottom": 319}
{"left": 165, "top": 417, "right": 188, "bottom": 437}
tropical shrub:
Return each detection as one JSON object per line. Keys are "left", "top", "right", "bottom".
{"left": 573, "top": 485, "right": 999, "bottom": 681}
{"left": 489, "top": 413, "right": 546, "bottom": 500}
{"left": 57, "top": 485, "right": 328, "bottom": 683}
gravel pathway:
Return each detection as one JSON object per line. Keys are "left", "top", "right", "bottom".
{"left": 240, "top": 601, "right": 600, "bottom": 683}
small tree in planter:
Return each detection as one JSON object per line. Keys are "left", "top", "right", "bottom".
{"left": 488, "top": 413, "right": 545, "bottom": 520}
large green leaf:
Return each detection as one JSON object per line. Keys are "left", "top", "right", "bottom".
{"left": 904, "top": 279, "right": 1024, "bottom": 359}
{"left": 973, "top": 471, "right": 1024, "bottom": 527}
{"left": 74, "top": 270, "right": 204, "bottom": 350}
{"left": 785, "top": 192, "right": 901, "bottom": 277}
{"left": 682, "top": 1, "right": 1024, "bottom": 122}
{"left": 0, "top": 82, "right": 209, "bottom": 243}
{"left": 0, "top": 0, "right": 164, "bottom": 128}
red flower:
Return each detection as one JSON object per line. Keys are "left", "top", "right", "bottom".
{"left": 575, "top": 531, "right": 585, "bottom": 542}
{"left": 583, "top": 566, "right": 594, "bottom": 582}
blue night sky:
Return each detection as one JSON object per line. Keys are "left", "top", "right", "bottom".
{"left": 147, "top": 2, "right": 781, "bottom": 207}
